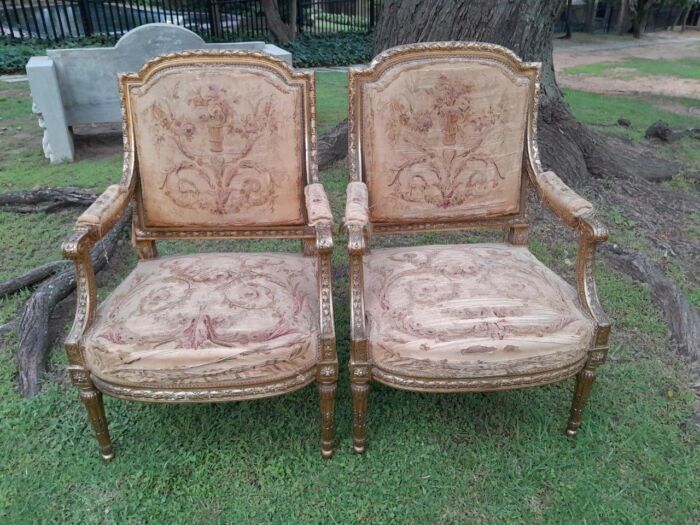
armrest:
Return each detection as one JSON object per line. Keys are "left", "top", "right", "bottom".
{"left": 343, "top": 181, "right": 369, "bottom": 255}
{"left": 76, "top": 184, "right": 131, "bottom": 238}
{"left": 530, "top": 169, "right": 610, "bottom": 342}
{"left": 530, "top": 170, "right": 594, "bottom": 228}
{"left": 61, "top": 184, "right": 131, "bottom": 368}
{"left": 304, "top": 183, "right": 334, "bottom": 254}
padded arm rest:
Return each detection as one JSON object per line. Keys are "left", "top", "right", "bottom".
{"left": 76, "top": 184, "right": 130, "bottom": 237}
{"left": 344, "top": 181, "right": 369, "bottom": 255}
{"left": 304, "top": 183, "right": 333, "bottom": 226}
{"left": 530, "top": 170, "right": 593, "bottom": 228}
{"left": 344, "top": 181, "right": 369, "bottom": 226}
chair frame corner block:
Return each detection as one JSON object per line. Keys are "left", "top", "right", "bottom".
{"left": 61, "top": 51, "right": 338, "bottom": 461}
{"left": 344, "top": 42, "right": 611, "bottom": 453}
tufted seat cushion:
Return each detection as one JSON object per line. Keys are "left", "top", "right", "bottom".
{"left": 363, "top": 244, "right": 595, "bottom": 379}
{"left": 82, "top": 253, "right": 320, "bottom": 389}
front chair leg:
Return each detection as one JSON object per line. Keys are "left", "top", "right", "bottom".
{"left": 566, "top": 363, "right": 599, "bottom": 436}
{"left": 80, "top": 387, "right": 115, "bottom": 461}
{"left": 318, "top": 381, "right": 336, "bottom": 459}
{"left": 351, "top": 380, "right": 369, "bottom": 453}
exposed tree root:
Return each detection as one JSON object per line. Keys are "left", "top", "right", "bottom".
{"left": 0, "top": 187, "right": 97, "bottom": 213}
{"left": 0, "top": 260, "right": 68, "bottom": 298}
{"left": 17, "top": 213, "right": 130, "bottom": 398}
{"left": 602, "top": 244, "right": 700, "bottom": 365}
{"left": 318, "top": 120, "right": 349, "bottom": 169}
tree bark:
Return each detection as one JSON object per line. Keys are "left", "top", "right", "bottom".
{"left": 585, "top": 0, "right": 599, "bottom": 32}
{"left": 261, "top": 0, "right": 294, "bottom": 44}
{"left": 0, "top": 260, "right": 68, "bottom": 298}
{"left": 17, "top": 212, "right": 130, "bottom": 397}
{"left": 564, "top": 0, "right": 573, "bottom": 39}
{"left": 372, "top": 0, "right": 679, "bottom": 186}
{"left": 617, "top": 0, "right": 628, "bottom": 34}
{"left": 0, "top": 187, "right": 97, "bottom": 213}
{"left": 601, "top": 244, "right": 700, "bottom": 371}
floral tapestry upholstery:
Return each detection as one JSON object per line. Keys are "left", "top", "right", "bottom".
{"left": 129, "top": 65, "right": 306, "bottom": 228}
{"left": 360, "top": 58, "right": 531, "bottom": 223}
{"left": 82, "top": 253, "right": 320, "bottom": 388}
{"left": 363, "top": 244, "right": 595, "bottom": 379}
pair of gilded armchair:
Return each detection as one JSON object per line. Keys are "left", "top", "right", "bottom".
{"left": 62, "top": 44, "right": 609, "bottom": 461}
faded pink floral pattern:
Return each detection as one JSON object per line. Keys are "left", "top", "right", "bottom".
{"left": 130, "top": 68, "right": 306, "bottom": 228}
{"left": 148, "top": 83, "right": 281, "bottom": 215}
{"left": 363, "top": 244, "right": 595, "bottom": 378}
{"left": 82, "top": 253, "right": 320, "bottom": 387}
{"left": 384, "top": 73, "right": 505, "bottom": 208}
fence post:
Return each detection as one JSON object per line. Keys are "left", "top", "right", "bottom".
{"left": 369, "top": 0, "right": 375, "bottom": 29}
{"left": 78, "top": 0, "right": 93, "bottom": 36}
{"left": 207, "top": 0, "right": 223, "bottom": 39}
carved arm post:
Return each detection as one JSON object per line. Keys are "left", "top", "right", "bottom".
{"left": 343, "top": 181, "right": 371, "bottom": 452}
{"left": 61, "top": 183, "right": 131, "bottom": 460}
{"left": 528, "top": 168, "right": 612, "bottom": 435}
{"left": 304, "top": 183, "right": 338, "bottom": 458}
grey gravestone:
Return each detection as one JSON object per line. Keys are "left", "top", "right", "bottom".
{"left": 26, "top": 24, "right": 292, "bottom": 163}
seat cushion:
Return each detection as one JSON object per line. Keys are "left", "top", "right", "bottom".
{"left": 82, "top": 253, "right": 320, "bottom": 388}
{"left": 363, "top": 244, "right": 595, "bottom": 379}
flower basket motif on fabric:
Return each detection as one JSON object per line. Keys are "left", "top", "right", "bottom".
{"left": 385, "top": 73, "right": 505, "bottom": 209}
{"left": 148, "top": 83, "right": 281, "bottom": 215}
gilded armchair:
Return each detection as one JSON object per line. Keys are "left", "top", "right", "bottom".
{"left": 344, "top": 43, "right": 610, "bottom": 453}
{"left": 62, "top": 52, "right": 337, "bottom": 460}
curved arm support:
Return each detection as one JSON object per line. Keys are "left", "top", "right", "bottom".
{"left": 61, "top": 184, "right": 132, "bottom": 372}
{"left": 577, "top": 211, "right": 611, "bottom": 348}
{"left": 529, "top": 168, "right": 610, "bottom": 349}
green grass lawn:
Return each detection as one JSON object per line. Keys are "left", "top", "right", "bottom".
{"left": 1, "top": 73, "right": 699, "bottom": 524}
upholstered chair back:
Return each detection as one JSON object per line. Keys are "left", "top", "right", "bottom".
{"left": 120, "top": 52, "right": 315, "bottom": 232}
{"left": 349, "top": 43, "right": 540, "bottom": 224}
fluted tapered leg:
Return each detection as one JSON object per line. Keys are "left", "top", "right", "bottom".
{"left": 80, "top": 388, "right": 114, "bottom": 461}
{"left": 566, "top": 366, "right": 597, "bottom": 436}
{"left": 318, "top": 382, "right": 336, "bottom": 459}
{"left": 351, "top": 381, "right": 369, "bottom": 453}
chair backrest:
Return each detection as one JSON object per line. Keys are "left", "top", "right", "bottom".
{"left": 119, "top": 51, "right": 317, "bottom": 238}
{"left": 349, "top": 42, "right": 540, "bottom": 228}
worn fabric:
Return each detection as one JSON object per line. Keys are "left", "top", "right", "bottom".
{"left": 304, "top": 183, "right": 333, "bottom": 225}
{"left": 360, "top": 58, "right": 531, "bottom": 223}
{"left": 344, "top": 181, "right": 369, "bottom": 225}
{"left": 363, "top": 244, "right": 594, "bottom": 378}
{"left": 83, "top": 253, "right": 320, "bottom": 388}
{"left": 533, "top": 170, "right": 593, "bottom": 226}
{"left": 129, "top": 65, "right": 306, "bottom": 228}
{"left": 77, "top": 184, "right": 130, "bottom": 235}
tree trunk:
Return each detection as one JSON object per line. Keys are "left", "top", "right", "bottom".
{"left": 680, "top": 6, "right": 691, "bottom": 31}
{"left": 585, "top": 0, "right": 599, "bottom": 32}
{"left": 617, "top": 0, "right": 628, "bottom": 34}
{"left": 632, "top": 0, "right": 653, "bottom": 38}
{"left": 564, "top": 0, "right": 573, "bottom": 39}
{"left": 261, "top": 0, "right": 294, "bottom": 44}
{"left": 372, "top": 0, "right": 678, "bottom": 186}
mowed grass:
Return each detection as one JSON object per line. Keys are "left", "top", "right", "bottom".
{"left": 1, "top": 72, "right": 699, "bottom": 524}
{"left": 563, "top": 56, "right": 700, "bottom": 80}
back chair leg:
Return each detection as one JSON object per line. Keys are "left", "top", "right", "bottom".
{"left": 318, "top": 381, "right": 336, "bottom": 459}
{"left": 565, "top": 364, "right": 598, "bottom": 436}
{"left": 80, "top": 387, "right": 115, "bottom": 461}
{"left": 351, "top": 380, "right": 369, "bottom": 453}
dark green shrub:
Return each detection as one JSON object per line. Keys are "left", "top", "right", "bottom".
{"left": 0, "top": 36, "right": 116, "bottom": 75}
{"left": 282, "top": 32, "right": 373, "bottom": 68}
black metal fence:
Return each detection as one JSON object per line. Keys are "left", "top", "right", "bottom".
{"left": 0, "top": 0, "right": 380, "bottom": 41}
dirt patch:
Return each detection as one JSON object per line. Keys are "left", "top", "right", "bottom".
{"left": 557, "top": 72, "right": 700, "bottom": 100}
{"left": 553, "top": 32, "right": 700, "bottom": 101}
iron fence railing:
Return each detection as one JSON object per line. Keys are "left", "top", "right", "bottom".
{"left": 0, "top": 0, "right": 381, "bottom": 41}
